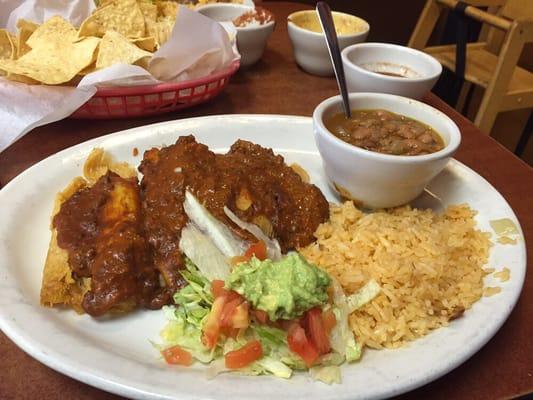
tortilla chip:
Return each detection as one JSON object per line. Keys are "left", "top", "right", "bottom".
{"left": 138, "top": 0, "right": 158, "bottom": 24}
{"left": 78, "top": 0, "right": 146, "bottom": 39}
{"left": 77, "top": 62, "right": 97, "bottom": 76}
{"left": 40, "top": 177, "right": 89, "bottom": 313}
{"left": 6, "top": 73, "right": 39, "bottom": 84}
{"left": 156, "top": 1, "right": 179, "bottom": 19}
{"left": 131, "top": 36, "right": 157, "bottom": 52}
{"left": 96, "top": 30, "right": 152, "bottom": 70}
{"left": 41, "top": 149, "right": 137, "bottom": 313}
{"left": 0, "top": 36, "right": 100, "bottom": 85}
{"left": 26, "top": 16, "right": 77, "bottom": 49}
{"left": 138, "top": 0, "right": 158, "bottom": 48}
{"left": 0, "top": 30, "right": 14, "bottom": 66}
{"left": 16, "top": 19, "right": 39, "bottom": 58}
{"left": 97, "top": 0, "right": 115, "bottom": 7}
{"left": 16, "top": 18, "right": 40, "bottom": 33}
{"left": 8, "top": 33, "right": 18, "bottom": 60}
{"left": 152, "top": 16, "right": 175, "bottom": 46}
{"left": 17, "top": 32, "right": 33, "bottom": 59}
{"left": 83, "top": 148, "right": 137, "bottom": 184}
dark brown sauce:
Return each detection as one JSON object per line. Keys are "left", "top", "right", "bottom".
{"left": 52, "top": 137, "right": 330, "bottom": 317}
{"left": 325, "top": 109, "right": 445, "bottom": 156}
{"left": 139, "top": 136, "right": 329, "bottom": 258}
{"left": 53, "top": 172, "right": 166, "bottom": 316}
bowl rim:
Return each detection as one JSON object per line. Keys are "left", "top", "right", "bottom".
{"left": 235, "top": 19, "right": 276, "bottom": 32}
{"left": 287, "top": 9, "right": 370, "bottom": 39}
{"left": 341, "top": 42, "right": 443, "bottom": 83}
{"left": 313, "top": 92, "right": 461, "bottom": 164}
{"left": 196, "top": 3, "right": 276, "bottom": 31}
{"left": 195, "top": 3, "right": 254, "bottom": 12}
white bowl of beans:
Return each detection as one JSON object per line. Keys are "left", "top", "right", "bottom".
{"left": 341, "top": 43, "right": 442, "bottom": 100}
{"left": 313, "top": 92, "right": 461, "bottom": 208}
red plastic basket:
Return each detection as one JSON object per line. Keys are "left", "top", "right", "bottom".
{"left": 70, "top": 60, "right": 240, "bottom": 119}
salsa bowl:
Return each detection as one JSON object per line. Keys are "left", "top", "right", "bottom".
{"left": 341, "top": 43, "right": 442, "bottom": 100}
{"left": 197, "top": 3, "right": 275, "bottom": 67}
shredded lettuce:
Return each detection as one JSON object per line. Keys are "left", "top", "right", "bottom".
{"left": 254, "top": 325, "right": 287, "bottom": 348}
{"left": 346, "top": 279, "right": 381, "bottom": 312}
{"left": 329, "top": 278, "right": 373, "bottom": 363}
{"left": 158, "top": 257, "right": 377, "bottom": 383}
{"left": 255, "top": 357, "right": 292, "bottom": 378}
{"left": 160, "top": 260, "right": 216, "bottom": 363}
{"left": 309, "top": 365, "right": 342, "bottom": 385}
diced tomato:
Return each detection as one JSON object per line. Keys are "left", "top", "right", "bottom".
{"left": 322, "top": 309, "right": 337, "bottom": 337}
{"left": 278, "top": 318, "right": 296, "bottom": 331}
{"left": 161, "top": 345, "right": 193, "bottom": 366}
{"left": 225, "top": 340, "right": 263, "bottom": 369}
{"left": 252, "top": 309, "right": 269, "bottom": 324}
{"left": 287, "top": 322, "right": 319, "bottom": 367}
{"left": 231, "top": 302, "right": 249, "bottom": 328}
{"left": 220, "top": 297, "right": 243, "bottom": 328}
{"left": 212, "top": 280, "right": 243, "bottom": 302}
{"left": 230, "top": 241, "right": 268, "bottom": 267}
{"left": 221, "top": 327, "right": 241, "bottom": 339}
{"left": 202, "top": 295, "right": 227, "bottom": 349}
{"left": 305, "top": 307, "right": 331, "bottom": 355}
{"left": 244, "top": 240, "right": 267, "bottom": 261}
{"left": 211, "top": 280, "right": 228, "bottom": 299}
{"left": 227, "top": 290, "right": 244, "bottom": 302}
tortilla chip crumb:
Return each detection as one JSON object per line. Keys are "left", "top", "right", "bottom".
{"left": 83, "top": 148, "right": 136, "bottom": 184}
{"left": 290, "top": 163, "right": 310, "bottom": 183}
{"left": 494, "top": 267, "right": 510, "bottom": 282}
{"left": 483, "top": 287, "right": 502, "bottom": 297}
{"left": 497, "top": 236, "right": 517, "bottom": 245}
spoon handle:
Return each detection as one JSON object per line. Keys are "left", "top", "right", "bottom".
{"left": 316, "top": 1, "right": 351, "bottom": 118}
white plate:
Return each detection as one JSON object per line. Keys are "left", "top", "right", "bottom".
{"left": 0, "top": 115, "right": 526, "bottom": 400}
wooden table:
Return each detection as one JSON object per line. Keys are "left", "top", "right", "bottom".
{"left": 1, "top": 2, "right": 532, "bottom": 399}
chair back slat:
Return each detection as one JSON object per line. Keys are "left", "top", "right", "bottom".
{"left": 499, "top": 0, "right": 533, "bottom": 21}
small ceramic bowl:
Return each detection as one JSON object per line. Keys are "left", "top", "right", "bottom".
{"left": 287, "top": 10, "right": 369, "bottom": 76}
{"left": 341, "top": 43, "right": 442, "bottom": 100}
{"left": 197, "top": 4, "right": 275, "bottom": 67}
{"left": 313, "top": 92, "right": 461, "bottom": 208}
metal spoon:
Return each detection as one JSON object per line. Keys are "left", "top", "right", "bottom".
{"left": 316, "top": 1, "right": 351, "bottom": 118}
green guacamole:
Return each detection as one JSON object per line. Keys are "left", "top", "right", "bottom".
{"left": 226, "top": 252, "right": 331, "bottom": 321}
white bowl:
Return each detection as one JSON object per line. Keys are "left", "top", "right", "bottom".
{"left": 341, "top": 43, "right": 442, "bottom": 100}
{"left": 287, "top": 10, "right": 369, "bottom": 76}
{"left": 197, "top": 4, "right": 275, "bottom": 67}
{"left": 313, "top": 92, "right": 461, "bottom": 208}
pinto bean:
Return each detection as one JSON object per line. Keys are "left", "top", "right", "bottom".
{"left": 324, "top": 109, "right": 445, "bottom": 156}
{"left": 418, "top": 132, "right": 435, "bottom": 144}
{"left": 396, "top": 124, "right": 417, "bottom": 139}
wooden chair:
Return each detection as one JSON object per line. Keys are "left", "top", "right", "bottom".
{"left": 409, "top": 0, "right": 533, "bottom": 135}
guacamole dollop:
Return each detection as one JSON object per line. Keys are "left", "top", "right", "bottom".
{"left": 226, "top": 252, "right": 331, "bottom": 321}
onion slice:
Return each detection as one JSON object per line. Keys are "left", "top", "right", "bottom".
{"left": 223, "top": 206, "right": 282, "bottom": 261}
{"left": 183, "top": 191, "right": 247, "bottom": 258}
